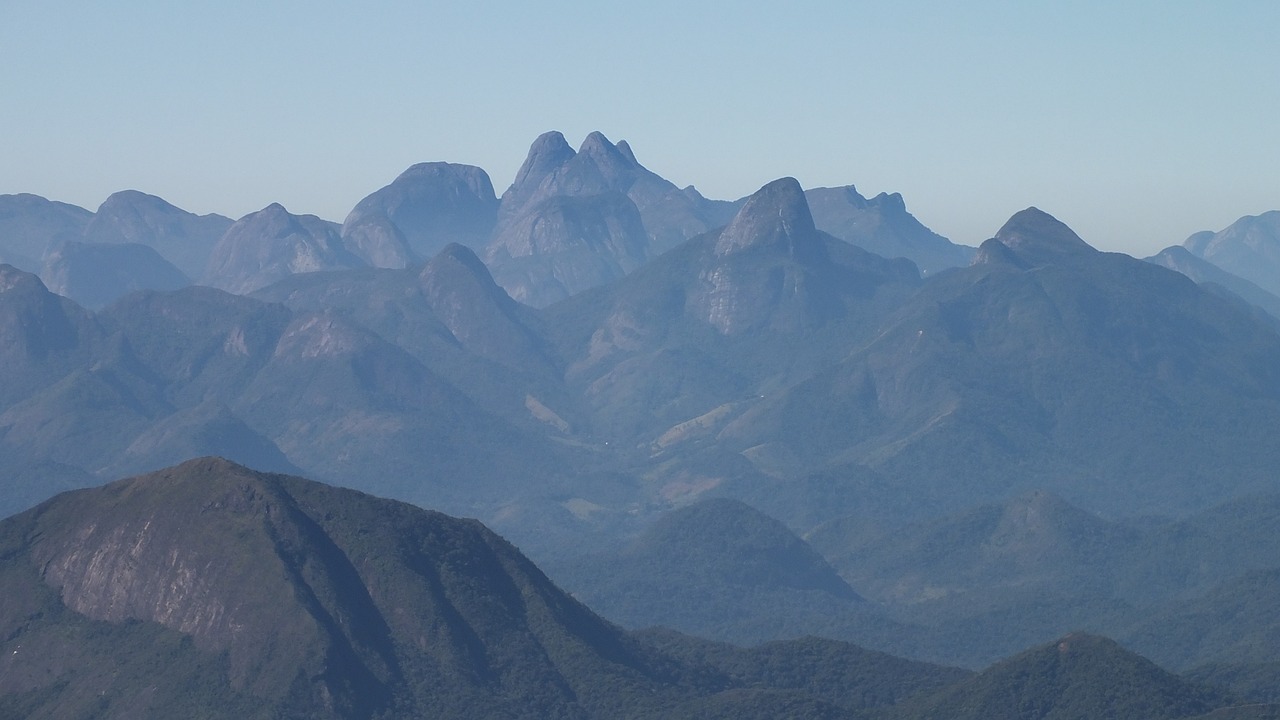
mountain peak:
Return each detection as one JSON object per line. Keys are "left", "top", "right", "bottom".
{"left": 511, "top": 130, "right": 576, "bottom": 190}
{"left": 616, "top": 139, "right": 638, "bottom": 164}
{"left": 992, "top": 207, "right": 1096, "bottom": 263}
{"left": 715, "top": 177, "right": 817, "bottom": 257}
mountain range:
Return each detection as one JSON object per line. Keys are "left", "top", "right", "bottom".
{"left": 4, "top": 130, "right": 1280, "bottom": 709}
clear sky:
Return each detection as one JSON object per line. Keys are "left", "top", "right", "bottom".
{"left": 3, "top": 1, "right": 1277, "bottom": 256}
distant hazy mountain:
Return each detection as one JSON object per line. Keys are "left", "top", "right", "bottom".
{"left": 806, "top": 185, "right": 974, "bottom": 275}
{"left": 82, "top": 189, "right": 231, "bottom": 278}
{"left": 0, "top": 193, "right": 93, "bottom": 271}
{"left": 40, "top": 240, "right": 189, "bottom": 309}
{"left": 341, "top": 161, "right": 498, "bottom": 267}
{"left": 202, "top": 203, "right": 363, "bottom": 294}
{"left": 484, "top": 131, "right": 727, "bottom": 306}
{"left": 1149, "top": 244, "right": 1280, "bottom": 321}
{"left": 714, "top": 207, "right": 1280, "bottom": 521}
{"left": 541, "top": 176, "right": 920, "bottom": 443}
{"left": 890, "top": 633, "right": 1225, "bottom": 720}
{"left": 1184, "top": 211, "right": 1280, "bottom": 297}
{"left": 0, "top": 265, "right": 105, "bottom": 409}
{"left": 553, "top": 498, "right": 886, "bottom": 647}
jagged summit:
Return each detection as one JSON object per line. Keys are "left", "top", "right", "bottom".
{"left": 510, "top": 130, "right": 577, "bottom": 193}
{"left": 989, "top": 207, "right": 1097, "bottom": 264}
{"left": 715, "top": 177, "right": 818, "bottom": 257}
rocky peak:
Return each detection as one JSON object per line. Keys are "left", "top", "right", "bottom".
{"left": 510, "top": 130, "right": 576, "bottom": 193}
{"left": 616, "top": 139, "right": 638, "bottom": 164}
{"left": 992, "top": 207, "right": 1096, "bottom": 265}
{"left": 715, "top": 177, "right": 818, "bottom": 257}
{"left": 577, "top": 131, "right": 636, "bottom": 181}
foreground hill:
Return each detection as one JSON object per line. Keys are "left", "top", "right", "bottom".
{"left": 3, "top": 459, "right": 1266, "bottom": 719}
{"left": 0, "top": 458, "right": 698, "bottom": 719}
{"left": 0, "top": 458, "right": 980, "bottom": 720}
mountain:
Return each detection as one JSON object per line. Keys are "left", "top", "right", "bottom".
{"left": 0, "top": 193, "right": 93, "bottom": 271}
{"left": 806, "top": 185, "right": 974, "bottom": 275}
{"left": 540, "top": 176, "right": 920, "bottom": 444}
{"left": 551, "top": 498, "right": 897, "bottom": 649}
{"left": 81, "top": 190, "right": 232, "bottom": 278}
{"left": 713, "top": 208, "right": 1280, "bottom": 521}
{"left": 1184, "top": 211, "right": 1280, "bottom": 297}
{"left": 203, "top": 203, "right": 363, "bottom": 294}
{"left": 0, "top": 265, "right": 105, "bottom": 408}
{"left": 1147, "top": 245, "right": 1280, "bottom": 320}
{"left": 0, "top": 457, "right": 1037, "bottom": 720}
{"left": 810, "top": 489, "right": 1138, "bottom": 606}
{"left": 0, "top": 458, "right": 710, "bottom": 719}
{"left": 340, "top": 162, "right": 498, "bottom": 267}
{"left": 40, "top": 240, "right": 190, "bottom": 309}
{"left": 483, "top": 131, "right": 726, "bottom": 307}
{"left": 639, "top": 629, "right": 971, "bottom": 713}
{"left": 889, "top": 633, "right": 1226, "bottom": 720}
{"left": 1124, "top": 568, "right": 1280, "bottom": 671}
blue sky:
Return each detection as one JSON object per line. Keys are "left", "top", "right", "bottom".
{"left": 3, "top": 1, "right": 1277, "bottom": 255}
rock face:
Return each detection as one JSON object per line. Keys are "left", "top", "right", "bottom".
{"left": 1184, "top": 210, "right": 1280, "bottom": 297}
{"left": 484, "top": 131, "right": 725, "bottom": 307}
{"left": 806, "top": 185, "right": 973, "bottom": 275}
{"left": 341, "top": 162, "right": 498, "bottom": 267}
{"left": 694, "top": 177, "right": 844, "bottom": 335}
{"left": 40, "top": 241, "right": 190, "bottom": 310}
{"left": 82, "top": 190, "right": 232, "bottom": 278}
{"left": 0, "top": 194, "right": 94, "bottom": 272}
{"left": 203, "top": 203, "right": 363, "bottom": 294}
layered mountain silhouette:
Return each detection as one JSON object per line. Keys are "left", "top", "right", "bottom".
{"left": 806, "top": 185, "right": 974, "bottom": 274}
{"left": 1184, "top": 211, "right": 1280, "bottom": 297}
{"left": 7, "top": 133, "right": 1280, "bottom": 688}
{"left": 1147, "top": 245, "right": 1280, "bottom": 321}
{"left": 712, "top": 208, "right": 1280, "bottom": 521}
{"left": 82, "top": 190, "right": 231, "bottom": 278}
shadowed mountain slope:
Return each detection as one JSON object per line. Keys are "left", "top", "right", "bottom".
{"left": 40, "top": 240, "right": 189, "bottom": 309}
